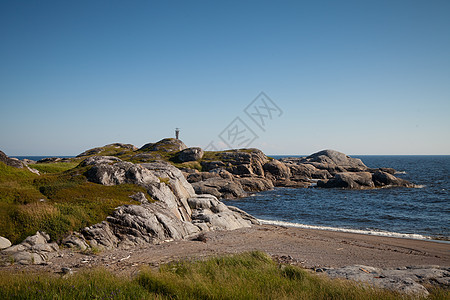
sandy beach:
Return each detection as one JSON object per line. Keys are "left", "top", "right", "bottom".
{"left": 3, "top": 224, "right": 448, "bottom": 276}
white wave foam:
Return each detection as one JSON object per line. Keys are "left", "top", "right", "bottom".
{"left": 258, "top": 219, "right": 431, "bottom": 240}
{"left": 395, "top": 171, "right": 407, "bottom": 174}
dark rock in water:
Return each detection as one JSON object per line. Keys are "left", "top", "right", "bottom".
{"left": 378, "top": 167, "right": 397, "bottom": 175}
{"left": 372, "top": 170, "right": 414, "bottom": 188}
{"left": 178, "top": 147, "right": 204, "bottom": 162}
{"left": 274, "top": 180, "right": 311, "bottom": 188}
{"left": 140, "top": 138, "right": 187, "bottom": 152}
{"left": 318, "top": 172, "right": 374, "bottom": 189}
{"left": 0, "top": 150, "right": 23, "bottom": 168}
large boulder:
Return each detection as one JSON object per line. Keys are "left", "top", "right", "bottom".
{"left": 140, "top": 138, "right": 187, "bottom": 152}
{"left": 85, "top": 160, "right": 159, "bottom": 186}
{"left": 141, "top": 161, "right": 195, "bottom": 200}
{"left": 201, "top": 149, "right": 269, "bottom": 176}
{"left": 2, "top": 231, "right": 59, "bottom": 265}
{"left": 263, "top": 160, "right": 291, "bottom": 180}
{"left": 0, "top": 150, "right": 23, "bottom": 168}
{"left": 178, "top": 147, "right": 204, "bottom": 162}
{"left": 0, "top": 236, "right": 11, "bottom": 250}
{"left": 188, "top": 195, "right": 252, "bottom": 231}
{"left": 142, "top": 161, "right": 195, "bottom": 221}
{"left": 82, "top": 202, "right": 201, "bottom": 250}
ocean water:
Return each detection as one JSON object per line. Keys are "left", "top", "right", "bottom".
{"left": 12, "top": 156, "right": 75, "bottom": 161}
{"left": 223, "top": 156, "right": 450, "bottom": 241}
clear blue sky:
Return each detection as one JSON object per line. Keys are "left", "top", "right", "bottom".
{"left": 1, "top": 0, "right": 449, "bottom": 155}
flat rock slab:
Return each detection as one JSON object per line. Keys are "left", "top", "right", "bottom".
{"left": 323, "top": 265, "right": 450, "bottom": 297}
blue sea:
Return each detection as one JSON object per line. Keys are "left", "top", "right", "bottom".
{"left": 13, "top": 156, "right": 75, "bottom": 161}
{"left": 224, "top": 156, "right": 450, "bottom": 242}
{"left": 14, "top": 155, "right": 450, "bottom": 241}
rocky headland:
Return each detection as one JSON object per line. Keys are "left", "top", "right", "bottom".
{"left": 1, "top": 139, "right": 444, "bottom": 297}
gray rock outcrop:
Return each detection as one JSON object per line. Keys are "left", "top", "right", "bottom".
{"left": 140, "top": 138, "right": 187, "bottom": 152}
{"left": 82, "top": 202, "right": 200, "bottom": 250}
{"left": 2, "top": 231, "right": 59, "bottom": 265}
{"left": 323, "top": 265, "right": 450, "bottom": 297}
{"left": 77, "top": 143, "right": 137, "bottom": 157}
{"left": 178, "top": 147, "right": 204, "bottom": 162}
{"left": 302, "top": 149, "right": 368, "bottom": 174}
{"left": 317, "top": 172, "right": 375, "bottom": 189}
{"left": 85, "top": 159, "right": 159, "bottom": 186}
{"left": 0, "top": 236, "right": 12, "bottom": 250}
{"left": 70, "top": 156, "right": 256, "bottom": 250}
{"left": 62, "top": 232, "right": 89, "bottom": 251}
{"left": 201, "top": 149, "right": 268, "bottom": 177}
{"left": 36, "top": 157, "right": 72, "bottom": 163}
{"left": 188, "top": 195, "right": 253, "bottom": 231}
{"left": 283, "top": 149, "right": 416, "bottom": 190}
{"left": 372, "top": 170, "right": 415, "bottom": 188}
{"left": 191, "top": 178, "right": 247, "bottom": 199}
{"left": 0, "top": 150, "right": 23, "bottom": 168}
{"left": 141, "top": 161, "right": 195, "bottom": 221}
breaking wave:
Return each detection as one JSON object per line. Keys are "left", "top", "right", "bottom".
{"left": 258, "top": 219, "right": 432, "bottom": 241}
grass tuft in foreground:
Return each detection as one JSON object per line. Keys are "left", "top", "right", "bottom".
{"left": 2, "top": 252, "right": 446, "bottom": 299}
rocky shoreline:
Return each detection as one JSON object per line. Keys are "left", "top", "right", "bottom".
{"left": 1, "top": 139, "right": 442, "bottom": 296}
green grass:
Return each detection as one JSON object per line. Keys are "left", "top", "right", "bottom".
{"left": 0, "top": 269, "right": 152, "bottom": 300}
{"left": 29, "top": 162, "right": 80, "bottom": 174}
{"left": 1, "top": 252, "right": 445, "bottom": 299}
{"left": 0, "top": 162, "right": 148, "bottom": 244}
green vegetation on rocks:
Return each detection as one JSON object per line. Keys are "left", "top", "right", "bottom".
{"left": 29, "top": 162, "right": 80, "bottom": 174}
{"left": 0, "top": 161, "right": 146, "bottom": 244}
